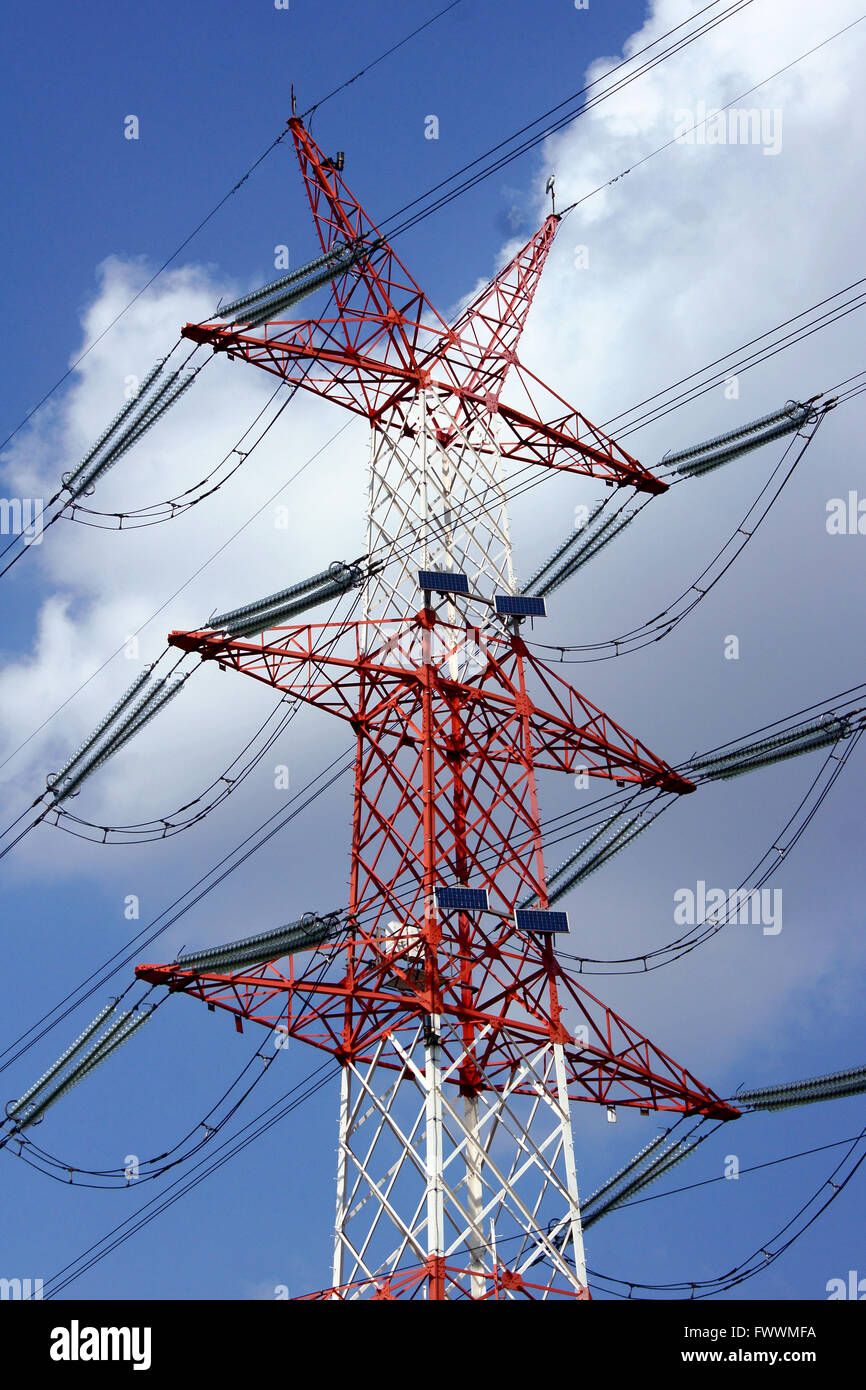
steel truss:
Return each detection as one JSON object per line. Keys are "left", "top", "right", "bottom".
{"left": 139, "top": 116, "right": 737, "bottom": 1301}
{"left": 328, "top": 1026, "right": 588, "bottom": 1301}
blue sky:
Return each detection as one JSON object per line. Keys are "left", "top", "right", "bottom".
{"left": 1, "top": 0, "right": 865, "bottom": 1301}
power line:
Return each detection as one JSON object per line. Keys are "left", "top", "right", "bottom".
{"left": 589, "top": 1118, "right": 866, "bottom": 1299}
{"left": 4, "top": 951, "right": 340, "bottom": 1188}
{"left": 0, "top": 408, "right": 355, "bottom": 779}
{"left": 0, "top": 748, "right": 353, "bottom": 1077}
{"left": 0, "top": 444, "right": 860, "bottom": 1082}
{"left": 521, "top": 410, "right": 829, "bottom": 661}
{"left": 298, "top": 1, "right": 465, "bottom": 120}
{"left": 39, "top": 1057, "right": 341, "bottom": 1298}
{"left": 2, "top": 0, "right": 858, "bottom": 613}
{"left": 381, "top": 0, "right": 759, "bottom": 239}
{"left": 612, "top": 1133, "right": 866, "bottom": 1211}
{"left": 0, "top": 0, "right": 751, "bottom": 457}
{"left": 0, "top": 1, "right": 467, "bottom": 454}
{"left": 3, "top": 2, "right": 861, "bottom": 1301}
{"left": 558, "top": 12, "right": 866, "bottom": 225}
{"left": 3, "top": 51, "right": 864, "bottom": 769}
{"left": 2, "top": 518, "right": 862, "bottom": 1069}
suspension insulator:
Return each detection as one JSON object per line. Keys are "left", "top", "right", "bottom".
{"left": 700, "top": 723, "right": 851, "bottom": 782}
{"left": 225, "top": 571, "right": 362, "bottom": 638}
{"left": 50, "top": 679, "right": 184, "bottom": 803}
{"left": 63, "top": 358, "right": 168, "bottom": 491}
{"left": 13, "top": 1009, "right": 152, "bottom": 1128}
{"left": 5, "top": 1002, "right": 117, "bottom": 1119}
{"left": 737, "top": 1063, "right": 866, "bottom": 1110}
{"left": 690, "top": 715, "right": 850, "bottom": 774}
{"left": 211, "top": 562, "right": 362, "bottom": 630}
{"left": 674, "top": 408, "right": 812, "bottom": 478}
{"left": 48, "top": 668, "right": 154, "bottom": 791}
{"left": 662, "top": 400, "right": 810, "bottom": 467}
{"left": 69, "top": 372, "right": 197, "bottom": 498}
{"left": 236, "top": 244, "right": 376, "bottom": 329}
{"left": 522, "top": 501, "right": 607, "bottom": 596}
{"left": 548, "top": 813, "right": 652, "bottom": 902}
{"left": 173, "top": 913, "right": 342, "bottom": 973}
{"left": 538, "top": 511, "right": 638, "bottom": 595}
{"left": 216, "top": 242, "right": 356, "bottom": 319}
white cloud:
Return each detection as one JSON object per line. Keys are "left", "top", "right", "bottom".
{"left": 1, "top": 0, "right": 864, "bottom": 1067}
{"left": 502, "top": 0, "right": 866, "bottom": 1078}
{"left": 0, "top": 256, "right": 365, "bottom": 928}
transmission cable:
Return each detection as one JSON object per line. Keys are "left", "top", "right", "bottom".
{"left": 0, "top": 0, "right": 468, "bottom": 454}
{"left": 2, "top": 280, "right": 860, "bottom": 786}
{"left": 40, "top": 1056, "right": 342, "bottom": 1298}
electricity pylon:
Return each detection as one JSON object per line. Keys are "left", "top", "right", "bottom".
{"left": 138, "top": 118, "right": 737, "bottom": 1301}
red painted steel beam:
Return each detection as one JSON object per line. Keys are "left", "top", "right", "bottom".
{"left": 180, "top": 118, "right": 667, "bottom": 494}
{"left": 139, "top": 117, "right": 735, "bottom": 1229}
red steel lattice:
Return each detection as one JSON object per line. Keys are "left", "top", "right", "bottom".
{"left": 138, "top": 117, "right": 737, "bottom": 1300}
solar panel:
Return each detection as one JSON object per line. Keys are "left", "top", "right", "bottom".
{"left": 435, "top": 886, "right": 490, "bottom": 912}
{"left": 494, "top": 594, "right": 547, "bottom": 618}
{"left": 513, "top": 908, "right": 570, "bottom": 934}
{"left": 418, "top": 570, "right": 470, "bottom": 595}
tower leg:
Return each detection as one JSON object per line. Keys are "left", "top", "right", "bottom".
{"left": 463, "top": 1092, "right": 487, "bottom": 1299}
{"left": 332, "top": 1064, "right": 352, "bottom": 1294}
{"left": 319, "top": 1022, "right": 590, "bottom": 1299}
{"left": 553, "top": 1041, "right": 588, "bottom": 1290}
{"left": 424, "top": 1014, "right": 446, "bottom": 1300}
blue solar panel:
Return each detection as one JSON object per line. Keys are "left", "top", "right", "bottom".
{"left": 514, "top": 908, "right": 570, "bottom": 934}
{"left": 418, "top": 570, "right": 470, "bottom": 595}
{"left": 495, "top": 594, "right": 547, "bottom": 618}
{"left": 435, "top": 886, "right": 489, "bottom": 912}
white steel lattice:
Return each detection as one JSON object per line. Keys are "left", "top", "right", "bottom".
{"left": 332, "top": 1020, "right": 588, "bottom": 1300}
{"left": 364, "top": 389, "right": 515, "bottom": 629}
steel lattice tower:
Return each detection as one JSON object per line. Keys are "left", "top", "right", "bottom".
{"left": 138, "top": 118, "right": 737, "bottom": 1300}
